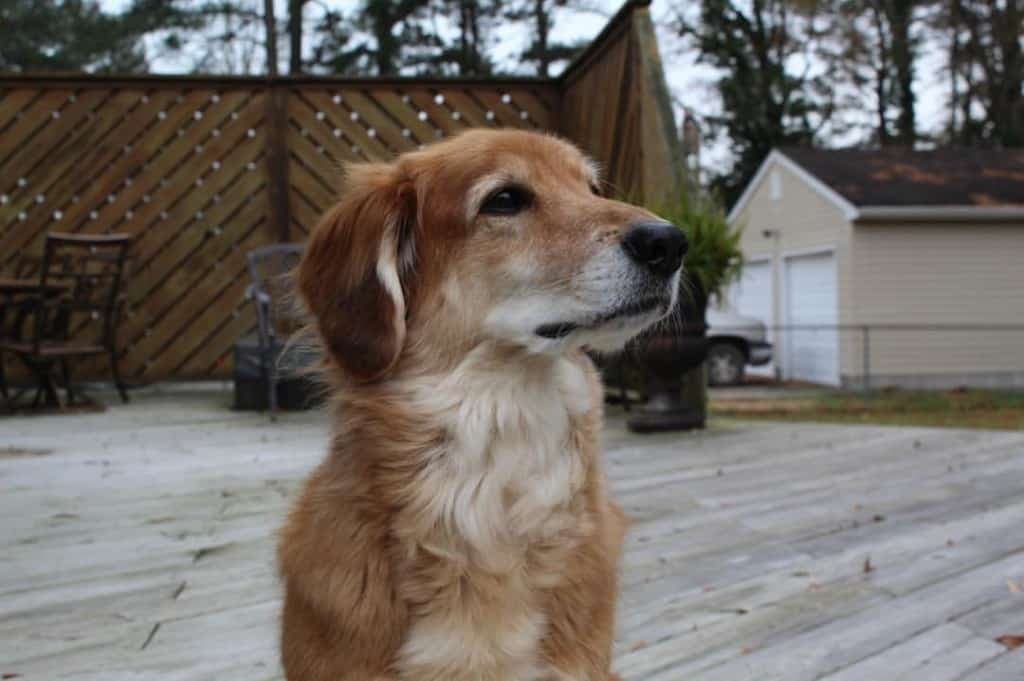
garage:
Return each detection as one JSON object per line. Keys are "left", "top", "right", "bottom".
{"left": 731, "top": 259, "right": 772, "bottom": 324}
{"left": 730, "top": 148, "right": 1024, "bottom": 389}
{"left": 783, "top": 250, "right": 839, "bottom": 385}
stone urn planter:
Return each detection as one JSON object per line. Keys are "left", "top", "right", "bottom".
{"left": 627, "top": 276, "right": 709, "bottom": 432}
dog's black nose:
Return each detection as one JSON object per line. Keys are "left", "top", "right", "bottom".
{"left": 621, "top": 221, "right": 687, "bottom": 277}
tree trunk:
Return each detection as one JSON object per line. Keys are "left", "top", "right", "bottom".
{"left": 263, "top": 0, "right": 278, "bottom": 76}
{"left": 867, "top": 1, "right": 892, "bottom": 144}
{"left": 288, "top": 0, "right": 304, "bottom": 74}
{"left": 535, "top": 0, "right": 549, "bottom": 77}
{"left": 995, "top": 0, "right": 1023, "bottom": 145}
{"left": 888, "top": 0, "right": 916, "bottom": 145}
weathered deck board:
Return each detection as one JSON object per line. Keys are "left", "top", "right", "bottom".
{"left": 1, "top": 386, "right": 1022, "bottom": 680}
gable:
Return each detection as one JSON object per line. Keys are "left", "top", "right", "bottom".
{"left": 728, "top": 151, "right": 857, "bottom": 225}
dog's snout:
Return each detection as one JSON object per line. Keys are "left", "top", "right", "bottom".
{"left": 621, "top": 221, "right": 687, "bottom": 277}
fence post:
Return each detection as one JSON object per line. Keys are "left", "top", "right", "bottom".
{"left": 862, "top": 325, "right": 871, "bottom": 398}
{"left": 264, "top": 80, "right": 291, "bottom": 242}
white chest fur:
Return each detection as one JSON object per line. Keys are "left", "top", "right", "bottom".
{"left": 396, "top": 350, "right": 593, "bottom": 681}
{"left": 414, "top": 351, "right": 590, "bottom": 554}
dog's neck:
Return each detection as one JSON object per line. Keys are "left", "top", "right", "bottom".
{"left": 346, "top": 341, "right": 596, "bottom": 572}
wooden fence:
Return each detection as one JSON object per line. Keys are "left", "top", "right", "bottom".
{"left": 0, "top": 0, "right": 681, "bottom": 383}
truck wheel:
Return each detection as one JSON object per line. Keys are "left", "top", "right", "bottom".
{"left": 707, "top": 343, "right": 745, "bottom": 386}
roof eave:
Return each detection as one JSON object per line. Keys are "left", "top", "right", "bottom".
{"left": 854, "top": 206, "right": 1024, "bottom": 223}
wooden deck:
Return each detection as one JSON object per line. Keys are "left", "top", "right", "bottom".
{"left": 1, "top": 386, "right": 1022, "bottom": 680}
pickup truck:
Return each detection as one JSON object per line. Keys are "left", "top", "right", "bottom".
{"left": 705, "top": 308, "right": 773, "bottom": 385}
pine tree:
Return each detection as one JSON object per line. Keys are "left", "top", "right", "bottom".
{"left": 0, "top": 0, "right": 200, "bottom": 73}
{"left": 674, "top": 0, "right": 832, "bottom": 206}
{"left": 307, "top": 0, "right": 434, "bottom": 76}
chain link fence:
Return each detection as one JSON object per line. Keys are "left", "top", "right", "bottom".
{"left": 722, "top": 324, "right": 1024, "bottom": 393}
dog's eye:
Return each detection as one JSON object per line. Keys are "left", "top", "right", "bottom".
{"left": 481, "top": 186, "right": 531, "bottom": 215}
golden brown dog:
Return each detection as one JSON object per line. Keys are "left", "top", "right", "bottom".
{"left": 278, "top": 129, "right": 687, "bottom": 681}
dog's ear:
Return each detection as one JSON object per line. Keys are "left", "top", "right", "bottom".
{"left": 298, "top": 162, "right": 416, "bottom": 382}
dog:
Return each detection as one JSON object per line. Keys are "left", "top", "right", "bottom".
{"left": 278, "top": 128, "right": 687, "bottom": 681}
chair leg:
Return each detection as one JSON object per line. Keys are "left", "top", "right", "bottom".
{"left": 268, "top": 358, "right": 278, "bottom": 421}
{"left": 60, "top": 358, "right": 75, "bottom": 405}
{"left": 0, "top": 351, "right": 8, "bottom": 403}
{"left": 110, "top": 350, "right": 129, "bottom": 403}
{"left": 27, "top": 359, "right": 62, "bottom": 409}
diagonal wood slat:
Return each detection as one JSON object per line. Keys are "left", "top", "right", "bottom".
{"left": 0, "top": 84, "right": 273, "bottom": 382}
{"left": 284, "top": 84, "right": 556, "bottom": 235}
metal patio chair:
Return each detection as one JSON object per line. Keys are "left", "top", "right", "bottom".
{"left": 0, "top": 233, "right": 132, "bottom": 408}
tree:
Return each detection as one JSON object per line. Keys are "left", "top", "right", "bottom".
{"left": 187, "top": 1, "right": 269, "bottom": 74}
{"left": 264, "top": 0, "right": 278, "bottom": 76}
{"left": 674, "top": 0, "right": 833, "bottom": 207}
{"left": 0, "top": 0, "right": 201, "bottom": 73}
{"left": 288, "top": 0, "right": 308, "bottom": 73}
{"left": 307, "top": 0, "right": 434, "bottom": 76}
{"left": 830, "top": 0, "right": 922, "bottom": 146}
{"left": 425, "top": 0, "right": 504, "bottom": 75}
{"left": 945, "top": 0, "right": 1023, "bottom": 146}
{"left": 505, "top": 0, "right": 586, "bottom": 77}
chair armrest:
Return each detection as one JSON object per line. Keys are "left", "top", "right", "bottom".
{"left": 245, "top": 284, "right": 271, "bottom": 305}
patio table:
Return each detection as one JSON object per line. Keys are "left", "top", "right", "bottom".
{"left": 0, "top": 277, "right": 73, "bottom": 408}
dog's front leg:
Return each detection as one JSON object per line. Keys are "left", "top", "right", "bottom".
{"left": 540, "top": 500, "right": 628, "bottom": 681}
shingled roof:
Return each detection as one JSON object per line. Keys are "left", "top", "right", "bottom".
{"left": 780, "top": 147, "right": 1024, "bottom": 208}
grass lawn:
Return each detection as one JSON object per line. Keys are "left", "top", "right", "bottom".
{"left": 711, "top": 388, "right": 1024, "bottom": 430}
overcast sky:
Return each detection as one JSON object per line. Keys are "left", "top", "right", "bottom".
{"left": 102, "top": 0, "right": 949, "bottom": 174}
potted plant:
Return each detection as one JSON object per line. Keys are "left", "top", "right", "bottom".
{"left": 626, "top": 190, "right": 743, "bottom": 432}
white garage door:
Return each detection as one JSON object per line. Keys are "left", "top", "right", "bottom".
{"left": 732, "top": 260, "right": 772, "bottom": 324}
{"left": 784, "top": 251, "right": 839, "bottom": 385}
{"left": 730, "top": 259, "right": 774, "bottom": 378}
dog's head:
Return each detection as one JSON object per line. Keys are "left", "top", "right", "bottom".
{"left": 298, "top": 129, "right": 686, "bottom": 382}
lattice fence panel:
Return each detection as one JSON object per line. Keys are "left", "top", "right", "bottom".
{"left": 285, "top": 84, "right": 559, "bottom": 236}
{"left": 0, "top": 83, "right": 273, "bottom": 382}
{"left": 0, "top": 3, "right": 676, "bottom": 386}
{"left": 0, "top": 80, "right": 560, "bottom": 382}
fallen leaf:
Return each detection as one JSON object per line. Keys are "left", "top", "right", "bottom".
{"left": 863, "top": 557, "right": 874, "bottom": 574}
{"left": 3, "top": 674, "right": 22, "bottom": 680}
{"left": 1008, "top": 579, "right": 1022, "bottom": 594}
{"left": 995, "top": 635, "right": 1024, "bottom": 650}
{"left": 946, "top": 539, "right": 955, "bottom": 548}
{"left": 628, "top": 640, "right": 648, "bottom": 652}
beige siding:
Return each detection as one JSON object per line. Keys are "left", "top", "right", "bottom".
{"left": 730, "top": 157, "right": 856, "bottom": 375}
{"left": 849, "top": 222, "right": 1024, "bottom": 387}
